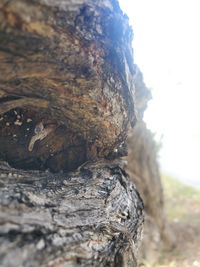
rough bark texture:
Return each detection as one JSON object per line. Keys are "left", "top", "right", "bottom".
{"left": 0, "top": 160, "right": 143, "bottom": 267}
{"left": 127, "top": 68, "right": 174, "bottom": 263}
{"left": 0, "top": 0, "right": 135, "bottom": 172}
{"left": 0, "top": 1, "right": 144, "bottom": 266}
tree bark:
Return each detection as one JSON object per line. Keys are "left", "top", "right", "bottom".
{"left": 0, "top": 160, "right": 143, "bottom": 267}
{"left": 0, "top": 1, "right": 144, "bottom": 266}
{"left": 0, "top": 0, "right": 135, "bottom": 172}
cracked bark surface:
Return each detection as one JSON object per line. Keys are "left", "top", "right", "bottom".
{"left": 0, "top": 0, "right": 144, "bottom": 266}
{"left": 0, "top": 160, "right": 143, "bottom": 267}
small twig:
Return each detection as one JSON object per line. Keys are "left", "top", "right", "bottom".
{"left": 28, "top": 122, "right": 56, "bottom": 152}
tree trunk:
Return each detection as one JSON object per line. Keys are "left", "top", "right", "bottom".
{"left": 0, "top": 160, "right": 143, "bottom": 267}
{"left": 0, "top": 0, "right": 144, "bottom": 266}
{"left": 0, "top": 0, "right": 135, "bottom": 172}
{"left": 127, "top": 68, "right": 174, "bottom": 263}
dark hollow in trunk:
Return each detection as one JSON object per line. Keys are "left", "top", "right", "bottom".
{"left": 0, "top": 0, "right": 136, "bottom": 172}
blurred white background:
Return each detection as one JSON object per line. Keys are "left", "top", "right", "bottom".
{"left": 119, "top": 0, "right": 200, "bottom": 187}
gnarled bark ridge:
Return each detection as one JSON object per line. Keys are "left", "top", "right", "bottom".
{"left": 0, "top": 0, "right": 135, "bottom": 172}
{"left": 0, "top": 0, "right": 144, "bottom": 266}
{"left": 0, "top": 160, "right": 143, "bottom": 267}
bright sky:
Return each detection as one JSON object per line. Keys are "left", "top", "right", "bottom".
{"left": 119, "top": 0, "right": 200, "bottom": 187}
